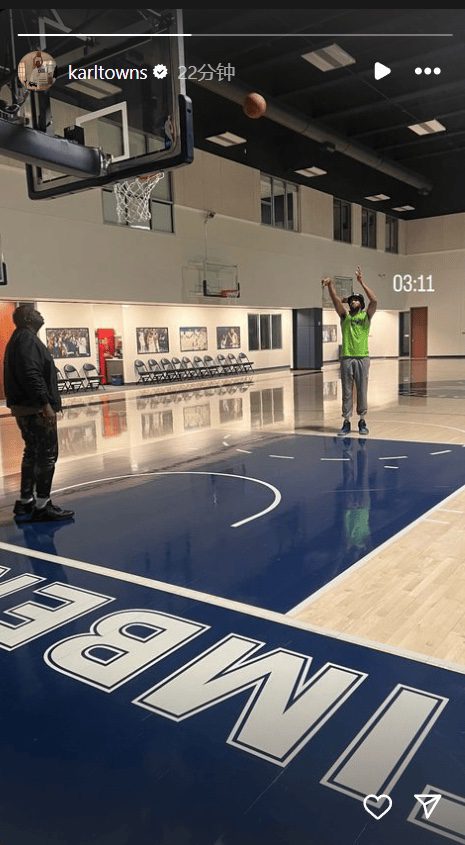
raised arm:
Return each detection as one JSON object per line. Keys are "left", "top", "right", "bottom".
{"left": 356, "top": 266, "right": 377, "bottom": 319}
{"left": 322, "top": 277, "right": 346, "bottom": 319}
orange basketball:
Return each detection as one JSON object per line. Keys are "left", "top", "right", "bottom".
{"left": 243, "top": 92, "right": 267, "bottom": 119}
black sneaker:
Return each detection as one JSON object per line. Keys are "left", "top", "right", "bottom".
{"left": 31, "top": 501, "right": 75, "bottom": 522}
{"left": 338, "top": 419, "right": 351, "bottom": 437}
{"left": 13, "top": 499, "right": 36, "bottom": 519}
{"left": 358, "top": 419, "right": 369, "bottom": 435}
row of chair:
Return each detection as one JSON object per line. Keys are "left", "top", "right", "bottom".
{"left": 56, "top": 363, "right": 104, "bottom": 393}
{"left": 134, "top": 354, "right": 254, "bottom": 384}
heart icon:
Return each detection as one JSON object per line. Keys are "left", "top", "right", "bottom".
{"left": 363, "top": 794, "right": 393, "bottom": 820}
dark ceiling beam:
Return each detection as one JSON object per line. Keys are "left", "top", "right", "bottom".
{"left": 353, "top": 107, "right": 465, "bottom": 141}
{"left": 193, "top": 75, "right": 432, "bottom": 192}
{"left": 319, "top": 78, "right": 465, "bottom": 122}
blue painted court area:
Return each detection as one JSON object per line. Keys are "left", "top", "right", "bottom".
{"left": 0, "top": 434, "right": 464, "bottom": 613}
{"left": 0, "top": 550, "right": 464, "bottom": 845}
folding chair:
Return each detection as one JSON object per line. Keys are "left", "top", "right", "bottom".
{"left": 63, "top": 364, "right": 86, "bottom": 391}
{"left": 81, "top": 363, "right": 104, "bottom": 390}
{"left": 55, "top": 367, "right": 70, "bottom": 393}
{"left": 181, "top": 357, "right": 200, "bottom": 380}
{"left": 193, "top": 356, "right": 211, "bottom": 378}
{"left": 203, "top": 355, "right": 222, "bottom": 376}
{"left": 134, "top": 360, "right": 155, "bottom": 383}
{"left": 216, "top": 353, "right": 235, "bottom": 375}
{"left": 227, "top": 353, "right": 244, "bottom": 374}
{"left": 160, "top": 357, "right": 179, "bottom": 382}
{"left": 147, "top": 359, "right": 168, "bottom": 383}
{"left": 238, "top": 352, "right": 254, "bottom": 373}
{"left": 171, "top": 357, "right": 191, "bottom": 381}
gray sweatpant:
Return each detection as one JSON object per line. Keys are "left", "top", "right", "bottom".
{"left": 340, "top": 357, "right": 370, "bottom": 419}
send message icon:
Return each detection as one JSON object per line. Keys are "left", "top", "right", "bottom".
{"left": 415, "top": 794, "right": 442, "bottom": 820}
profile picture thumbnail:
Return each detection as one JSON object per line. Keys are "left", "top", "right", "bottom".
{"left": 18, "top": 50, "right": 56, "bottom": 92}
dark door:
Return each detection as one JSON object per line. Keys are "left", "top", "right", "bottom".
{"left": 292, "top": 308, "right": 322, "bottom": 370}
{"left": 399, "top": 311, "right": 410, "bottom": 357}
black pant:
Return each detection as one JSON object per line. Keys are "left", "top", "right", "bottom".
{"left": 16, "top": 414, "right": 58, "bottom": 499}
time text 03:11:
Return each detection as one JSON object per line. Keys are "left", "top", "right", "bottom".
{"left": 393, "top": 274, "right": 434, "bottom": 293}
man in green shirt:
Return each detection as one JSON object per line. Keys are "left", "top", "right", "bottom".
{"left": 322, "top": 267, "right": 377, "bottom": 436}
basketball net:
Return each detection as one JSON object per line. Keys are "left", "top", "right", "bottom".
{"left": 113, "top": 172, "right": 164, "bottom": 225}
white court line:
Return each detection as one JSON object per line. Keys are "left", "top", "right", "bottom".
{"left": 430, "top": 450, "right": 452, "bottom": 455}
{"left": 236, "top": 449, "right": 252, "bottom": 454}
{"left": 378, "top": 455, "right": 408, "bottom": 460}
{"left": 321, "top": 458, "right": 351, "bottom": 462}
{"left": 384, "top": 466, "right": 399, "bottom": 470}
{"left": 0, "top": 540, "right": 464, "bottom": 676}
{"left": 52, "top": 471, "right": 281, "bottom": 529}
{"left": 223, "top": 435, "right": 231, "bottom": 440}
{"left": 222, "top": 441, "right": 230, "bottom": 446}
{"left": 288, "top": 481, "right": 465, "bottom": 618}
{"left": 269, "top": 455, "right": 295, "bottom": 460}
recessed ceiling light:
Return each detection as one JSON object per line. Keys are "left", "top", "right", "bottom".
{"left": 392, "top": 205, "right": 415, "bottom": 211}
{"left": 67, "top": 79, "right": 121, "bottom": 98}
{"left": 302, "top": 43, "right": 356, "bottom": 72}
{"left": 206, "top": 132, "right": 247, "bottom": 147}
{"left": 365, "top": 194, "right": 390, "bottom": 201}
{"left": 408, "top": 119, "right": 446, "bottom": 136}
{"left": 295, "top": 166, "right": 327, "bottom": 177}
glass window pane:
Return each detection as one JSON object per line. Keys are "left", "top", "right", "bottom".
{"left": 151, "top": 172, "right": 172, "bottom": 202}
{"left": 151, "top": 201, "right": 173, "bottom": 233}
{"left": 260, "top": 314, "right": 271, "bottom": 349}
{"left": 341, "top": 201, "right": 351, "bottom": 243}
{"left": 271, "top": 314, "right": 282, "bottom": 349}
{"left": 286, "top": 184, "right": 297, "bottom": 231}
{"left": 333, "top": 199, "right": 341, "bottom": 240}
{"left": 273, "top": 179, "right": 285, "bottom": 229}
{"left": 261, "top": 199, "right": 272, "bottom": 225}
{"left": 260, "top": 175, "right": 272, "bottom": 199}
{"left": 248, "top": 314, "right": 259, "bottom": 350}
{"left": 102, "top": 188, "right": 120, "bottom": 225}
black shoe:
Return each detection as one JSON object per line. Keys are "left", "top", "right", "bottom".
{"left": 13, "top": 498, "right": 36, "bottom": 520}
{"left": 31, "top": 501, "right": 75, "bottom": 522}
{"left": 358, "top": 419, "right": 369, "bottom": 435}
{"left": 338, "top": 419, "right": 351, "bottom": 437}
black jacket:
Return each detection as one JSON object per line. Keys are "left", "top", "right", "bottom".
{"left": 3, "top": 328, "right": 61, "bottom": 411}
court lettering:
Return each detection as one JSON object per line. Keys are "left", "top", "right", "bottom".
{"left": 0, "top": 581, "right": 112, "bottom": 651}
{"left": 135, "top": 634, "right": 366, "bottom": 765}
{"left": 45, "top": 609, "right": 208, "bottom": 691}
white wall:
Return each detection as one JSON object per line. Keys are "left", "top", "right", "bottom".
{"left": 323, "top": 308, "right": 399, "bottom": 362}
{"left": 32, "top": 300, "right": 291, "bottom": 380}
{"left": 0, "top": 152, "right": 406, "bottom": 310}
{"left": 405, "top": 217, "right": 465, "bottom": 356}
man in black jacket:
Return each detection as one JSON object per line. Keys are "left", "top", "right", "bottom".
{"left": 4, "top": 304, "right": 74, "bottom": 522}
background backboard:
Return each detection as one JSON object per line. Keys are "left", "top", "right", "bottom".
{"left": 1, "top": 9, "right": 193, "bottom": 198}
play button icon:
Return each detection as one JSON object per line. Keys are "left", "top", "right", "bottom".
{"left": 374, "top": 62, "right": 391, "bottom": 80}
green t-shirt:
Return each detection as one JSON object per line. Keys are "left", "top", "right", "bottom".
{"left": 341, "top": 311, "right": 370, "bottom": 358}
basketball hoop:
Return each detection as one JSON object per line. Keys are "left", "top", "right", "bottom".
{"left": 113, "top": 172, "right": 164, "bottom": 225}
{"left": 220, "top": 289, "right": 240, "bottom": 298}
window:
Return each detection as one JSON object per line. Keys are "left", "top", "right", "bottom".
{"left": 361, "top": 207, "right": 377, "bottom": 249}
{"left": 250, "top": 387, "right": 284, "bottom": 427}
{"left": 333, "top": 198, "right": 352, "bottom": 243}
{"left": 385, "top": 215, "right": 399, "bottom": 253}
{"left": 260, "top": 174, "right": 298, "bottom": 231}
{"left": 102, "top": 173, "right": 174, "bottom": 233}
{"left": 248, "top": 314, "right": 282, "bottom": 351}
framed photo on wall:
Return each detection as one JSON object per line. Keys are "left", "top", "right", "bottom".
{"left": 322, "top": 325, "right": 337, "bottom": 343}
{"left": 180, "top": 326, "right": 208, "bottom": 352}
{"left": 46, "top": 328, "right": 90, "bottom": 358}
{"left": 216, "top": 326, "right": 241, "bottom": 349}
{"left": 136, "top": 327, "right": 169, "bottom": 355}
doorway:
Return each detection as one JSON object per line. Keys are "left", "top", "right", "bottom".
{"left": 410, "top": 307, "right": 428, "bottom": 359}
{"left": 399, "top": 311, "right": 410, "bottom": 357}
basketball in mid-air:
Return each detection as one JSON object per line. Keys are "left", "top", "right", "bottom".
{"left": 243, "top": 92, "right": 267, "bottom": 119}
